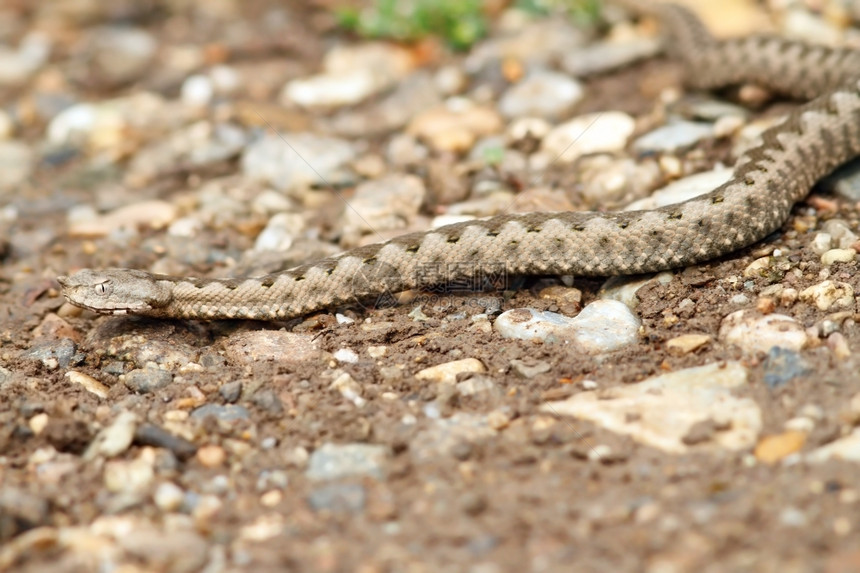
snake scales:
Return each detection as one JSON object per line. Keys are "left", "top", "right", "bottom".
{"left": 59, "top": 1, "right": 860, "bottom": 321}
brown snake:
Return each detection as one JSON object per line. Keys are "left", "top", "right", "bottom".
{"left": 59, "top": 1, "right": 860, "bottom": 321}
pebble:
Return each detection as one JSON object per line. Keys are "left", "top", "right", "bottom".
{"left": 498, "top": 70, "right": 583, "bottom": 119}
{"left": 798, "top": 280, "right": 854, "bottom": 311}
{"left": 343, "top": 174, "right": 425, "bottom": 234}
{"left": 510, "top": 359, "right": 552, "bottom": 379}
{"left": 415, "top": 358, "right": 487, "bottom": 385}
{"left": 240, "top": 133, "right": 356, "bottom": 192}
{"left": 307, "top": 483, "right": 367, "bottom": 514}
{"left": 253, "top": 212, "right": 304, "bottom": 252}
{"left": 104, "top": 451, "right": 155, "bottom": 494}
{"left": 180, "top": 74, "right": 214, "bottom": 106}
{"left": 305, "top": 443, "right": 390, "bottom": 481}
{"left": 822, "top": 219, "right": 860, "bottom": 249}
{"left": 542, "top": 361, "right": 761, "bottom": 453}
{"left": 541, "top": 111, "right": 635, "bottom": 162}
{"left": 598, "top": 272, "right": 673, "bottom": 309}
{"left": 284, "top": 43, "right": 413, "bottom": 108}
{"left": 196, "top": 445, "right": 226, "bottom": 468}
{"left": 828, "top": 332, "right": 851, "bottom": 359}
{"left": 0, "top": 33, "right": 50, "bottom": 86}
{"left": 153, "top": 481, "right": 185, "bottom": 512}
{"left": 456, "top": 376, "right": 497, "bottom": 397}
{"left": 811, "top": 232, "right": 833, "bottom": 255}
{"left": 68, "top": 200, "right": 178, "bottom": 237}
{"left": 407, "top": 102, "right": 503, "bottom": 153}
{"left": 85, "top": 411, "right": 137, "bottom": 459}
{"left": 762, "top": 347, "right": 812, "bottom": 388}
{"left": 86, "top": 27, "right": 157, "bottom": 86}
{"left": 333, "top": 348, "right": 359, "bottom": 364}
{"left": 65, "top": 371, "right": 109, "bottom": 398}
{"left": 633, "top": 121, "right": 715, "bottom": 154}
{"left": 781, "top": 8, "right": 842, "bottom": 46}
{"left": 23, "top": 338, "right": 79, "bottom": 370}
{"left": 410, "top": 413, "right": 497, "bottom": 463}
{"left": 666, "top": 333, "right": 712, "bottom": 355}
{"left": 494, "top": 301, "right": 640, "bottom": 354}
{"left": 218, "top": 381, "right": 242, "bottom": 403}
{"left": 719, "top": 310, "right": 809, "bottom": 354}
{"left": 562, "top": 37, "right": 661, "bottom": 77}
{"left": 625, "top": 168, "right": 733, "bottom": 211}
{"left": 0, "top": 141, "right": 34, "bottom": 192}
{"left": 47, "top": 92, "right": 169, "bottom": 151}
{"left": 124, "top": 367, "right": 174, "bottom": 394}
{"left": 0, "top": 487, "right": 50, "bottom": 535}
{"left": 330, "top": 371, "right": 365, "bottom": 407}
{"left": 807, "top": 428, "right": 860, "bottom": 463}
{"left": 755, "top": 431, "right": 807, "bottom": 464}
{"left": 465, "top": 19, "right": 585, "bottom": 72}
{"left": 190, "top": 404, "right": 250, "bottom": 423}
{"left": 223, "top": 331, "right": 323, "bottom": 365}
{"left": 821, "top": 159, "right": 860, "bottom": 201}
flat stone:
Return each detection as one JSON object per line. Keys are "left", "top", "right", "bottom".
{"left": 719, "top": 310, "right": 808, "bottom": 355}
{"left": 415, "top": 358, "right": 487, "bottom": 385}
{"left": 542, "top": 111, "right": 635, "bottom": 162}
{"left": 494, "top": 301, "right": 640, "bottom": 354}
{"left": 124, "top": 368, "right": 173, "bottom": 394}
{"left": 223, "top": 331, "right": 323, "bottom": 365}
{"left": 306, "top": 443, "right": 390, "bottom": 481}
{"left": 541, "top": 361, "right": 761, "bottom": 453}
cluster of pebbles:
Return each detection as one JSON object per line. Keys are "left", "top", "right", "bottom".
{"left": 3, "top": 0, "right": 860, "bottom": 570}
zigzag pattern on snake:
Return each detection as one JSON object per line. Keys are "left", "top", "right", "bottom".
{"left": 59, "top": 1, "right": 860, "bottom": 320}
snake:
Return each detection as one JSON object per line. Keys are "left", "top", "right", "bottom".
{"left": 58, "top": 1, "right": 860, "bottom": 321}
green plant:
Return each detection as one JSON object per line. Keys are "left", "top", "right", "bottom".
{"left": 515, "top": 0, "right": 603, "bottom": 27}
{"left": 337, "top": 0, "right": 488, "bottom": 50}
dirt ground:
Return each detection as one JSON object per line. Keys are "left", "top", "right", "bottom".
{"left": 3, "top": 1, "right": 860, "bottom": 572}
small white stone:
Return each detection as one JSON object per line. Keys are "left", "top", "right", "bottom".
{"left": 807, "top": 428, "right": 860, "bottom": 463}
{"left": 181, "top": 74, "right": 214, "bottom": 106}
{"left": 542, "top": 361, "right": 759, "bottom": 453}
{"left": 65, "top": 371, "right": 109, "bottom": 399}
{"left": 810, "top": 232, "right": 833, "bottom": 255}
{"left": 719, "top": 310, "right": 808, "bottom": 354}
{"left": 821, "top": 249, "right": 856, "bottom": 266}
{"left": 498, "top": 70, "right": 583, "bottom": 119}
{"left": 494, "top": 300, "right": 640, "bottom": 354}
{"left": 330, "top": 371, "right": 364, "bottom": 407}
{"left": 415, "top": 358, "right": 486, "bottom": 385}
{"left": 542, "top": 111, "right": 635, "bottom": 162}
{"left": 153, "top": 481, "right": 185, "bottom": 512}
{"left": 333, "top": 348, "right": 359, "bottom": 364}
{"left": 625, "top": 167, "right": 733, "bottom": 211}
{"left": 633, "top": 121, "right": 714, "bottom": 153}
{"left": 85, "top": 411, "right": 138, "bottom": 459}
{"left": 799, "top": 280, "right": 854, "bottom": 311}
{"left": 253, "top": 212, "right": 305, "bottom": 252}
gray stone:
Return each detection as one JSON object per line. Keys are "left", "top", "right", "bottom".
{"left": 218, "top": 381, "right": 242, "bottom": 403}
{"left": 307, "top": 483, "right": 367, "bottom": 514}
{"left": 190, "top": 403, "right": 250, "bottom": 423}
{"left": 306, "top": 443, "right": 389, "bottom": 481}
{"left": 22, "top": 338, "right": 78, "bottom": 369}
{"left": 124, "top": 368, "right": 173, "bottom": 394}
{"left": 762, "top": 347, "right": 812, "bottom": 388}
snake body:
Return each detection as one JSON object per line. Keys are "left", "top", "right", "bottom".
{"left": 59, "top": 2, "right": 860, "bottom": 320}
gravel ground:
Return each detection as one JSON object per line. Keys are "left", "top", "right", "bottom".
{"left": 4, "top": 0, "right": 860, "bottom": 571}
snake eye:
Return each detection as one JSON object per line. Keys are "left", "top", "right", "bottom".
{"left": 94, "top": 282, "right": 111, "bottom": 296}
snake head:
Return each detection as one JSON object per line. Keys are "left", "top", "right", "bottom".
{"left": 57, "top": 269, "right": 173, "bottom": 315}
